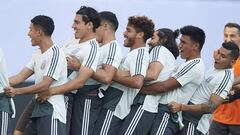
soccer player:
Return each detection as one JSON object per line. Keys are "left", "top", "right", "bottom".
{"left": 4, "top": 15, "right": 68, "bottom": 135}
{"left": 140, "top": 25, "right": 206, "bottom": 135}
{"left": 209, "top": 22, "right": 240, "bottom": 135}
{"left": 117, "top": 28, "right": 179, "bottom": 135}
{"left": 168, "top": 42, "right": 238, "bottom": 135}
{"left": 0, "top": 48, "right": 15, "bottom": 135}
{"left": 93, "top": 15, "right": 154, "bottom": 135}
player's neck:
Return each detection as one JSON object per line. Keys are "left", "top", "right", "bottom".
{"left": 79, "top": 32, "right": 96, "bottom": 43}
{"left": 101, "top": 33, "right": 116, "bottom": 46}
{"left": 39, "top": 37, "right": 54, "bottom": 53}
{"left": 186, "top": 53, "right": 201, "bottom": 61}
{"left": 130, "top": 40, "right": 145, "bottom": 51}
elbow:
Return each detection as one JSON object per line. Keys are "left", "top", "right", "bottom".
{"left": 149, "top": 74, "right": 158, "bottom": 80}
{"left": 147, "top": 76, "right": 158, "bottom": 81}
{"left": 146, "top": 74, "right": 158, "bottom": 81}
{"left": 132, "top": 81, "right": 144, "bottom": 89}
{"left": 101, "top": 77, "right": 112, "bottom": 85}
{"left": 151, "top": 76, "right": 158, "bottom": 80}
{"left": 132, "top": 76, "right": 145, "bottom": 89}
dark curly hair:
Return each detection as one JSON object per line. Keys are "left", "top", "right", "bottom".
{"left": 128, "top": 16, "right": 155, "bottom": 42}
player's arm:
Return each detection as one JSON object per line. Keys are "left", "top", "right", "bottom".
{"left": 5, "top": 76, "right": 53, "bottom": 97}
{"left": 168, "top": 94, "right": 224, "bottom": 114}
{"left": 113, "top": 70, "right": 144, "bottom": 89}
{"left": 92, "top": 64, "right": 117, "bottom": 84}
{"left": 9, "top": 67, "right": 34, "bottom": 86}
{"left": 49, "top": 65, "right": 94, "bottom": 95}
{"left": 145, "top": 61, "right": 163, "bottom": 81}
{"left": 140, "top": 77, "right": 181, "bottom": 95}
{"left": 200, "top": 94, "right": 224, "bottom": 113}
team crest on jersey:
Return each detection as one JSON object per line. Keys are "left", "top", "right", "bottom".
{"left": 41, "top": 60, "right": 47, "bottom": 70}
{"left": 71, "top": 48, "right": 80, "bottom": 55}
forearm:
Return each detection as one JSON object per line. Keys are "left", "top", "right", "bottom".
{"left": 9, "top": 75, "right": 26, "bottom": 86}
{"left": 140, "top": 83, "right": 166, "bottom": 95}
{"left": 51, "top": 79, "right": 84, "bottom": 95}
{"left": 140, "top": 77, "right": 180, "bottom": 95}
{"left": 52, "top": 65, "right": 94, "bottom": 95}
{"left": 181, "top": 103, "right": 216, "bottom": 114}
{"left": 114, "top": 75, "right": 143, "bottom": 89}
{"left": 145, "top": 72, "right": 158, "bottom": 81}
{"left": 92, "top": 68, "right": 114, "bottom": 85}
{"left": 9, "top": 68, "right": 33, "bottom": 86}
{"left": 15, "top": 83, "right": 50, "bottom": 95}
{"left": 181, "top": 104, "right": 203, "bottom": 113}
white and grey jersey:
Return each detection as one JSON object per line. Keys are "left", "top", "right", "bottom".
{"left": 86, "top": 40, "right": 122, "bottom": 88}
{"left": 26, "top": 44, "right": 68, "bottom": 123}
{"left": 0, "top": 48, "right": 8, "bottom": 93}
{"left": 65, "top": 38, "right": 100, "bottom": 93}
{"left": 142, "top": 45, "right": 176, "bottom": 113}
{"left": 65, "top": 38, "right": 99, "bottom": 74}
{"left": 107, "top": 47, "right": 149, "bottom": 119}
{"left": 191, "top": 67, "right": 233, "bottom": 104}
{"left": 193, "top": 67, "right": 234, "bottom": 134}
{"left": 0, "top": 48, "right": 15, "bottom": 118}
{"left": 159, "top": 58, "right": 205, "bottom": 105}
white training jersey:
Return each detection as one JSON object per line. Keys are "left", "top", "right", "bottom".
{"left": 0, "top": 48, "right": 16, "bottom": 118}
{"left": 159, "top": 58, "right": 205, "bottom": 104}
{"left": 142, "top": 45, "right": 176, "bottom": 113}
{"left": 193, "top": 67, "right": 234, "bottom": 134}
{"left": 26, "top": 44, "right": 68, "bottom": 123}
{"left": 61, "top": 36, "right": 80, "bottom": 50}
{"left": 0, "top": 48, "right": 8, "bottom": 93}
{"left": 66, "top": 38, "right": 100, "bottom": 85}
{"left": 112, "top": 47, "right": 150, "bottom": 119}
{"left": 87, "top": 40, "right": 122, "bottom": 86}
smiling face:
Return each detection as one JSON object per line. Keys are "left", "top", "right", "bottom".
{"left": 28, "top": 23, "right": 40, "bottom": 46}
{"left": 214, "top": 47, "right": 234, "bottom": 69}
{"left": 224, "top": 27, "right": 240, "bottom": 48}
{"left": 123, "top": 25, "right": 138, "bottom": 48}
{"left": 72, "top": 14, "right": 89, "bottom": 40}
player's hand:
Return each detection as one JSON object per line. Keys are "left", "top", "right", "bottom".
{"left": 37, "top": 90, "right": 52, "bottom": 103}
{"left": 4, "top": 86, "right": 17, "bottom": 97}
{"left": 67, "top": 55, "right": 81, "bottom": 71}
{"left": 223, "top": 90, "right": 240, "bottom": 104}
{"left": 168, "top": 101, "right": 182, "bottom": 113}
{"left": 232, "top": 84, "right": 240, "bottom": 92}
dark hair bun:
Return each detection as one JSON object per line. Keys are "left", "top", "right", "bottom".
{"left": 173, "top": 29, "right": 180, "bottom": 39}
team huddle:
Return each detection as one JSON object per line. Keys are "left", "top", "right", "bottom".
{"left": 0, "top": 5, "right": 240, "bottom": 135}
